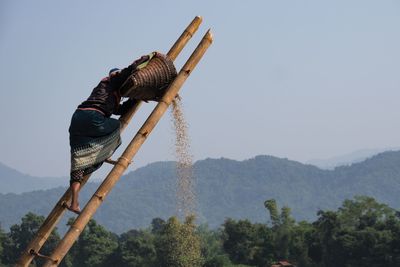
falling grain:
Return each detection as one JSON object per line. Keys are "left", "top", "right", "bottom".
{"left": 171, "top": 98, "right": 196, "bottom": 219}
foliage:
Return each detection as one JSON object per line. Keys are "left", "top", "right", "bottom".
{"left": 309, "top": 196, "right": 400, "bottom": 267}
{"left": 70, "top": 219, "right": 118, "bottom": 267}
{"left": 197, "top": 224, "right": 233, "bottom": 267}
{"left": 264, "top": 199, "right": 295, "bottom": 260}
{"left": 110, "top": 229, "right": 156, "bottom": 267}
{"left": 0, "top": 225, "right": 6, "bottom": 267}
{"left": 1, "top": 212, "right": 60, "bottom": 266}
{"left": 2, "top": 196, "right": 400, "bottom": 267}
{"left": 155, "top": 215, "right": 203, "bottom": 267}
{"left": 222, "top": 219, "right": 274, "bottom": 267}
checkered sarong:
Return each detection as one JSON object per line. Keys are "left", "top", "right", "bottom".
{"left": 70, "top": 127, "right": 121, "bottom": 172}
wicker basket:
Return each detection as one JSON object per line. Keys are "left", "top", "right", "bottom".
{"left": 120, "top": 52, "right": 177, "bottom": 101}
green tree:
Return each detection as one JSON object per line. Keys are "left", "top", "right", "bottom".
{"left": 264, "top": 199, "right": 279, "bottom": 227}
{"left": 0, "top": 225, "right": 7, "bottom": 267}
{"left": 155, "top": 215, "right": 203, "bottom": 267}
{"left": 151, "top": 218, "right": 166, "bottom": 235}
{"left": 310, "top": 196, "right": 400, "bottom": 267}
{"left": 264, "top": 199, "right": 296, "bottom": 261}
{"left": 222, "top": 218, "right": 274, "bottom": 267}
{"left": 2, "top": 212, "right": 60, "bottom": 266}
{"left": 110, "top": 229, "right": 156, "bottom": 267}
{"left": 385, "top": 215, "right": 400, "bottom": 263}
{"left": 197, "top": 224, "right": 234, "bottom": 267}
{"left": 72, "top": 219, "right": 118, "bottom": 267}
{"left": 289, "top": 221, "right": 314, "bottom": 267}
{"left": 338, "top": 196, "right": 395, "bottom": 228}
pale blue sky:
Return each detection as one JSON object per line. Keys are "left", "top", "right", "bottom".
{"left": 1, "top": 0, "right": 399, "bottom": 178}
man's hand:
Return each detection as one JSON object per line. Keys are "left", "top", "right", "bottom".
{"left": 133, "top": 55, "right": 150, "bottom": 67}
{"left": 115, "top": 98, "right": 137, "bottom": 116}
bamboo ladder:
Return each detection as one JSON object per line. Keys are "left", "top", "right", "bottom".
{"left": 16, "top": 16, "right": 212, "bottom": 267}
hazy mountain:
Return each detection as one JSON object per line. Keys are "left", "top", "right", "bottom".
{"left": 0, "top": 162, "right": 67, "bottom": 194}
{"left": 1, "top": 151, "right": 400, "bottom": 234}
{"left": 306, "top": 148, "right": 400, "bottom": 169}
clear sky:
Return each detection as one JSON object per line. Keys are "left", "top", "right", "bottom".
{"left": 1, "top": 0, "right": 399, "bottom": 178}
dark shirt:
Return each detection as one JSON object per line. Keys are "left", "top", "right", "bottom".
{"left": 78, "top": 63, "right": 136, "bottom": 117}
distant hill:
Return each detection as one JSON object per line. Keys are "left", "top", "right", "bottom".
{"left": 306, "top": 148, "right": 400, "bottom": 169}
{"left": 0, "top": 162, "right": 66, "bottom": 194}
{"left": 1, "top": 151, "right": 400, "bottom": 234}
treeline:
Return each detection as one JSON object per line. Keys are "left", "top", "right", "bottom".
{"left": 1, "top": 196, "right": 400, "bottom": 267}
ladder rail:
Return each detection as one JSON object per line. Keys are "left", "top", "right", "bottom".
{"left": 15, "top": 16, "right": 202, "bottom": 267}
{"left": 43, "top": 29, "right": 213, "bottom": 267}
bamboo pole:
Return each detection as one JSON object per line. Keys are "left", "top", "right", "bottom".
{"left": 167, "top": 16, "right": 202, "bottom": 61}
{"left": 15, "top": 16, "right": 203, "bottom": 267}
{"left": 43, "top": 29, "right": 213, "bottom": 267}
{"left": 119, "top": 16, "right": 202, "bottom": 131}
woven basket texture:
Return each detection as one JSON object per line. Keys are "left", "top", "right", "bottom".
{"left": 120, "top": 52, "right": 177, "bottom": 101}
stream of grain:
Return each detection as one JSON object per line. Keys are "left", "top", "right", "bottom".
{"left": 171, "top": 98, "right": 196, "bottom": 219}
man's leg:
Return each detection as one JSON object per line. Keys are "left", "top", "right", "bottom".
{"left": 68, "top": 170, "right": 83, "bottom": 214}
{"left": 70, "top": 181, "right": 81, "bottom": 212}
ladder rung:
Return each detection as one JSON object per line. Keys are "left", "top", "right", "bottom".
{"left": 104, "top": 158, "right": 118, "bottom": 165}
{"left": 105, "top": 157, "right": 132, "bottom": 168}
{"left": 29, "top": 249, "right": 58, "bottom": 264}
{"left": 61, "top": 202, "right": 81, "bottom": 215}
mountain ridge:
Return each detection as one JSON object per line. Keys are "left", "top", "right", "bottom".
{"left": 1, "top": 151, "right": 400, "bottom": 234}
{"left": 0, "top": 162, "right": 68, "bottom": 194}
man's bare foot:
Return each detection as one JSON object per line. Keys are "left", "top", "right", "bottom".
{"left": 67, "top": 203, "right": 81, "bottom": 215}
{"left": 69, "top": 181, "right": 81, "bottom": 214}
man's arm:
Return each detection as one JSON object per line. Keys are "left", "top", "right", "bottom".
{"left": 112, "top": 55, "right": 151, "bottom": 87}
{"left": 113, "top": 98, "right": 137, "bottom": 116}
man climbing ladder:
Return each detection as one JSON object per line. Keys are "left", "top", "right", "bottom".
{"left": 15, "top": 16, "right": 211, "bottom": 267}
{"left": 67, "top": 55, "right": 149, "bottom": 214}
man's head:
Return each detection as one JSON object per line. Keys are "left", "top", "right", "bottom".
{"left": 109, "top": 68, "right": 120, "bottom": 77}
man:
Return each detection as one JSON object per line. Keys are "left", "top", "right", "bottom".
{"left": 67, "top": 55, "right": 149, "bottom": 214}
